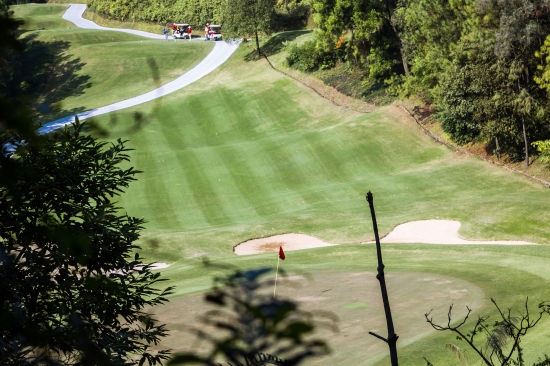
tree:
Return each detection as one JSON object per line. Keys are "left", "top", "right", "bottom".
{"left": 2, "top": 6, "right": 172, "bottom": 363}
{"left": 395, "top": 0, "right": 473, "bottom": 101}
{"left": 425, "top": 298, "right": 550, "bottom": 366}
{"left": 432, "top": 0, "right": 550, "bottom": 161}
{"left": 0, "top": 121, "right": 173, "bottom": 365}
{"left": 222, "top": 0, "right": 275, "bottom": 56}
{"left": 491, "top": 0, "right": 550, "bottom": 166}
{"left": 531, "top": 139, "right": 550, "bottom": 166}
{"left": 310, "top": 0, "right": 405, "bottom": 80}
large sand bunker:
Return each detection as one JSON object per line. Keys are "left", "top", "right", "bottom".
{"left": 234, "top": 219, "right": 534, "bottom": 255}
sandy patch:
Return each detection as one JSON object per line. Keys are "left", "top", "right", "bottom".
{"left": 234, "top": 219, "right": 534, "bottom": 256}
{"left": 378, "top": 219, "right": 533, "bottom": 245}
{"left": 150, "top": 262, "right": 170, "bottom": 270}
{"left": 234, "top": 233, "right": 336, "bottom": 255}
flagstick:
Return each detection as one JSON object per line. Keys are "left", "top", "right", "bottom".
{"left": 273, "top": 255, "right": 280, "bottom": 298}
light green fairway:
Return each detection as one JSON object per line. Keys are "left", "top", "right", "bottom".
{"left": 17, "top": 5, "right": 550, "bottom": 365}
{"left": 106, "top": 61, "right": 549, "bottom": 254}
{"left": 94, "top": 43, "right": 550, "bottom": 365}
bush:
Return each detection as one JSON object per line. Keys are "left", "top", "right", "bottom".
{"left": 272, "top": 2, "right": 310, "bottom": 31}
{"left": 532, "top": 139, "right": 550, "bottom": 165}
{"left": 285, "top": 40, "right": 336, "bottom": 72}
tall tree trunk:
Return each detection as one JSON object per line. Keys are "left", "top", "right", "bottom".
{"left": 366, "top": 192, "right": 399, "bottom": 366}
{"left": 522, "top": 116, "right": 529, "bottom": 167}
{"left": 390, "top": 18, "right": 409, "bottom": 74}
{"left": 255, "top": 29, "right": 261, "bottom": 57}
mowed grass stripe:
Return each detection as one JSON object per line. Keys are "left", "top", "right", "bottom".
{"left": 217, "top": 143, "right": 287, "bottom": 218}
{"left": 176, "top": 147, "right": 236, "bottom": 228}
{"left": 140, "top": 109, "right": 233, "bottom": 229}
{"left": 144, "top": 99, "right": 273, "bottom": 228}
{"left": 160, "top": 98, "right": 287, "bottom": 224}
{"left": 180, "top": 91, "right": 265, "bottom": 148}
{"left": 128, "top": 121, "right": 189, "bottom": 231}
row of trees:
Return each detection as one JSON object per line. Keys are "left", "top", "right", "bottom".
{"left": 87, "top": 0, "right": 309, "bottom": 34}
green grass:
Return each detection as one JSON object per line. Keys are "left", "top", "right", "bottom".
{"left": 96, "top": 43, "right": 550, "bottom": 363}
{"left": 17, "top": 5, "right": 550, "bottom": 365}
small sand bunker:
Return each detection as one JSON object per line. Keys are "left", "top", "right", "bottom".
{"left": 234, "top": 219, "right": 534, "bottom": 256}
{"left": 380, "top": 219, "right": 533, "bottom": 245}
{"left": 234, "top": 233, "right": 335, "bottom": 255}
{"left": 150, "top": 262, "right": 170, "bottom": 270}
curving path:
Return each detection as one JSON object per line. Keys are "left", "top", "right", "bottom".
{"left": 38, "top": 4, "right": 239, "bottom": 134}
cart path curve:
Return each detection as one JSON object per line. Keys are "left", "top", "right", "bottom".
{"left": 39, "top": 4, "right": 239, "bottom": 134}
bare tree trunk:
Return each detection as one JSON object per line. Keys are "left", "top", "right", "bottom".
{"left": 366, "top": 191, "right": 399, "bottom": 366}
{"left": 522, "top": 116, "right": 529, "bottom": 167}
{"left": 255, "top": 29, "right": 261, "bottom": 57}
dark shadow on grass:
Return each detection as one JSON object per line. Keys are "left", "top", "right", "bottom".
{"left": 244, "top": 29, "right": 312, "bottom": 61}
{"left": 13, "top": 33, "right": 91, "bottom": 124}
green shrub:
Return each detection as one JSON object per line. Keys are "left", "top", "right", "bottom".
{"left": 285, "top": 40, "right": 335, "bottom": 72}
{"left": 272, "top": 1, "right": 310, "bottom": 31}
{"left": 532, "top": 139, "right": 550, "bottom": 165}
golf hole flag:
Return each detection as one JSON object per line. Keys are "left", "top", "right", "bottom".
{"left": 279, "top": 246, "right": 285, "bottom": 260}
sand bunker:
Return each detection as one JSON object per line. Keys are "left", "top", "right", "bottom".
{"left": 234, "top": 233, "right": 336, "bottom": 255}
{"left": 151, "top": 262, "right": 170, "bottom": 270}
{"left": 234, "top": 219, "right": 534, "bottom": 256}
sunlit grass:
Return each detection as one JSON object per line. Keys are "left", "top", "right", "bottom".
{"left": 15, "top": 5, "right": 550, "bottom": 365}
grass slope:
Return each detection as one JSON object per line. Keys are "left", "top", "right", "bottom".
{"left": 17, "top": 6, "right": 550, "bottom": 365}
{"left": 98, "top": 43, "right": 550, "bottom": 363}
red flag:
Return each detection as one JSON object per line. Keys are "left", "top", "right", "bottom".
{"left": 278, "top": 246, "right": 285, "bottom": 260}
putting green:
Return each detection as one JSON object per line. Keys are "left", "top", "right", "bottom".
{"left": 153, "top": 270, "right": 485, "bottom": 365}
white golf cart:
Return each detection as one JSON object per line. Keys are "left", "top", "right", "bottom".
{"left": 172, "top": 23, "right": 191, "bottom": 39}
{"left": 207, "top": 25, "right": 222, "bottom": 41}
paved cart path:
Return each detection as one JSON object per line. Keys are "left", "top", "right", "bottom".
{"left": 39, "top": 4, "right": 239, "bottom": 134}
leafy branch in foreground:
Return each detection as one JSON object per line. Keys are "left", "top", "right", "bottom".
{"left": 425, "top": 298, "right": 550, "bottom": 366}
{"left": 1, "top": 121, "right": 173, "bottom": 365}
{"left": 169, "top": 266, "right": 337, "bottom": 365}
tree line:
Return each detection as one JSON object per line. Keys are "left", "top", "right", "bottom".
{"left": 87, "top": 0, "right": 309, "bottom": 33}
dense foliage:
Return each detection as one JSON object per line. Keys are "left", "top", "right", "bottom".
{"left": 300, "top": 0, "right": 550, "bottom": 163}
{"left": 87, "top": 0, "right": 307, "bottom": 33}
{"left": 1, "top": 122, "right": 173, "bottom": 365}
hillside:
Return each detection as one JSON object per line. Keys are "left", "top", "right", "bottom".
{"left": 12, "top": 4, "right": 550, "bottom": 365}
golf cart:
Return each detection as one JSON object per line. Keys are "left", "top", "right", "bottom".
{"left": 172, "top": 23, "right": 191, "bottom": 39}
{"left": 208, "top": 25, "right": 222, "bottom": 41}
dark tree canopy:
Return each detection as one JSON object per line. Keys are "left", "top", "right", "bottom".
{"left": 2, "top": 9, "right": 172, "bottom": 364}
{"left": 0, "top": 121, "right": 173, "bottom": 365}
{"left": 222, "top": 0, "right": 275, "bottom": 56}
